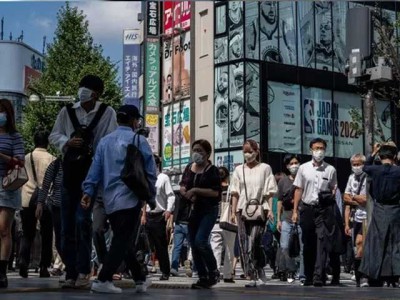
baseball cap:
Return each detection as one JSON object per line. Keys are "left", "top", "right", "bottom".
{"left": 117, "top": 105, "right": 143, "bottom": 120}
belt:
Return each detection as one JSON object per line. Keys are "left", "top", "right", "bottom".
{"left": 301, "top": 202, "right": 318, "bottom": 207}
{"left": 147, "top": 211, "right": 164, "bottom": 216}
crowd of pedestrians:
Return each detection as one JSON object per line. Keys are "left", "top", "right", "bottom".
{"left": 0, "top": 75, "right": 400, "bottom": 293}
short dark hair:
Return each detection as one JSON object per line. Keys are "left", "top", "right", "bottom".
{"left": 153, "top": 154, "right": 161, "bottom": 166}
{"left": 218, "top": 166, "right": 229, "bottom": 179}
{"left": 0, "top": 99, "right": 17, "bottom": 134}
{"left": 192, "top": 139, "right": 212, "bottom": 157}
{"left": 79, "top": 75, "right": 104, "bottom": 96}
{"left": 34, "top": 130, "right": 49, "bottom": 148}
{"left": 379, "top": 145, "right": 397, "bottom": 160}
{"left": 309, "top": 138, "right": 327, "bottom": 149}
{"left": 284, "top": 154, "right": 300, "bottom": 165}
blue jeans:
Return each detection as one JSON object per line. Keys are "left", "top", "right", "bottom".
{"left": 281, "top": 221, "right": 304, "bottom": 277}
{"left": 61, "top": 186, "right": 94, "bottom": 280}
{"left": 171, "top": 223, "right": 189, "bottom": 270}
{"left": 188, "top": 207, "right": 218, "bottom": 278}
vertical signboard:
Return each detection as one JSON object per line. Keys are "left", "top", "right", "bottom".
{"left": 123, "top": 29, "right": 141, "bottom": 107}
{"left": 163, "top": 1, "right": 191, "bottom": 34}
{"left": 145, "top": 39, "right": 160, "bottom": 112}
{"left": 147, "top": 1, "right": 159, "bottom": 37}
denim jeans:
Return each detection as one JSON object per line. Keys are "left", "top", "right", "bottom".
{"left": 280, "top": 220, "right": 304, "bottom": 277}
{"left": 171, "top": 223, "right": 188, "bottom": 270}
{"left": 61, "top": 186, "right": 94, "bottom": 280}
{"left": 188, "top": 207, "right": 218, "bottom": 278}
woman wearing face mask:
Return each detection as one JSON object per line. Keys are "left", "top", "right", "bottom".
{"left": 0, "top": 99, "right": 25, "bottom": 288}
{"left": 180, "top": 139, "right": 221, "bottom": 289}
{"left": 276, "top": 155, "right": 305, "bottom": 283}
{"left": 230, "top": 139, "right": 278, "bottom": 287}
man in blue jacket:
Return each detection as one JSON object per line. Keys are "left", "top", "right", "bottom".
{"left": 81, "top": 105, "right": 157, "bottom": 294}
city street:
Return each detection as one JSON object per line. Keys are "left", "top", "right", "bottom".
{"left": 2, "top": 268, "right": 400, "bottom": 300}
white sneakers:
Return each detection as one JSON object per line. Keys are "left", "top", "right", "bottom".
{"left": 245, "top": 280, "right": 257, "bottom": 287}
{"left": 170, "top": 269, "right": 179, "bottom": 277}
{"left": 135, "top": 279, "right": 152, "bottom": 293}
{"left": 75, "top": 273, "right": 91, "bottom": 287}
{"left": 91, "top": 280, "right": 122, "bottom": 294}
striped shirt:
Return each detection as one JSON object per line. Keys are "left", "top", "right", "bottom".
{"left": 38, "top": 158, "right": 63, "bottom": 207}
{"left": 0, "top": 132, "right": 25, "bottom": 177}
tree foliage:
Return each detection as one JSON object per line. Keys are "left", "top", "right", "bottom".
{"left": 21, "top": 2, "right": 122, "bottom": 152}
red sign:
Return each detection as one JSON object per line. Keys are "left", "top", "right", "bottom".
{"left": 163, "top": 1, "right": 191, "bottom": 34}
{"left": 24, "top": 66, "right": 42, "bottom": 92}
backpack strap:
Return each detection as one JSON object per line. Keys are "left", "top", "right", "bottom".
{"left": 66, "top": 103, "right": 81, "bottom": 131}
{"left": 87, "top": 103, "right": 108, "bottom": 131}
{"left": 51, "top": 158, "right": 61, "bottom": 184}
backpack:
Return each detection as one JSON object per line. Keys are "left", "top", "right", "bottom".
{"left": 62, "top": 103, "right": 108, "bottom": 190}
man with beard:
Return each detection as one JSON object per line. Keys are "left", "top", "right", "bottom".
{"left": 215, "top": 71, "right": 229, "bottom": 149}
{"left": 315, "top": 14, "right": 334, "bottom": 70}
{"left": 230, "top": 31, "right": 243, "bottom": 59}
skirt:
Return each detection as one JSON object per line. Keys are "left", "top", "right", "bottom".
{"left": 0, "top": 177, "right": 22, "bottom": 210}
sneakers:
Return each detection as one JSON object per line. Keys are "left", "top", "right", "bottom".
{"left": 160, "top": 274, "right": 169, "bottom": 281}
{"left": 61, "top": 279, "right": 76, "bottom": 289}
{"left": 170, "top": 269, "right": 179, "bottom": 277}
{"left": 91, "top": 280, "right": 122, "bottom": 294}
{"left": 39, "top": 267, "right": 50, "bottom": 278}
{"left": 191, "top": 278, "right": 210, "bottom": 289}
{"left": 184, "top": 260, "right": 192, "bottom": 278}
{"left": 50, "top": 268, "right": 63, "bottom": 277}
{"left": 75, "top": 273, "right": 91, "bottom": 287}
{"left": 360, "top": 278, "right": 369, "bottom": 287}
{"left": 135, "top": 279, "right": 152, "bottom": 293}
{"left": 245, "top": 280, "right": 257, "bottom": 288}
{"left": 19, "top": 265, "right": 28, "bottom": 278}
{"left": 208, "top": 270, "right": 220, "bottom": 287}
{"left": 256, "top": 279, "right": 267, "bottom": 286}
{"left": 150, "top": 266, "right": 157, "bottom": 274}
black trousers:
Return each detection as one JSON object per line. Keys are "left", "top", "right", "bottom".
{"left": 98, "top": 205, "right": 145, "bottom": 283}
{"left": 50, "top": 206, "right": 63, "bottom": 261}
{"left": 300, "top": 203, "right": 340, "bottom": 282}
{"left": 93, "top": 200, "right": 108, "bottom": 265}
{"left": 19, "top": 206, "right": 53, "bottom": 268}
{"left": 146, "top": 212, "right": 170, "bottom": 275}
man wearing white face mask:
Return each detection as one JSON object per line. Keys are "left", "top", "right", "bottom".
{"left": 343, "top": 153, "right": 368, "bottom": 287}
{"left": 292, "top": 138, "right": 342, "bottom": 287}
{"left": 49, "top": 75, "right": 117, "bottom": 288}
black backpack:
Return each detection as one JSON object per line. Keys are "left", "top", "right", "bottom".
{"left": 62, "top": 103, "right": 108, "bottom": 190}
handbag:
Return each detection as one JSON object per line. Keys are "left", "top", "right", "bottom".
{"left": 241, "top": 165, "right": 266, "bottom": 222}
{"left": 28, "top": 153, "right": 40, "bottom": 208}
{"left": 121, "top": 133, "right": 156, "bottom": 210}
{"left": 2, "top": 159, "right": 28, "bottom": 191}
{"left": 219, "top": 187, "right": 238, "bottom": 232}
{"left": 288, "top": 224, "right": 301, "bottom": 258}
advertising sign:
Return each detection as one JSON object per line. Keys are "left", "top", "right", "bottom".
{"left": 147, "top": 1, "right": 159, "bottom": 36}
{"left": 123, "top": 29, "right": 141, "bottom": 107}
{"left": 162, "top": 32, "right": 191, "bottom": 102}
{"left": 145, "top": 114, "right": 159, "bottom": 154}
{"left": 145, "top": 39, "right": 160, "bottom": 112}
{"left": 163, "top": 1, "right": 191, "bottom": 34}
{"left": 375, "top": 99, "right": 392, "bottom": 142}
{"left": 214, "top": 150, "right": 244, "bottom": 174}
{"left": 268, "top": 82, "right": 301, "bottom": 154}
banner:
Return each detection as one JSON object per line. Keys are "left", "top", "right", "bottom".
{"left": 163, "top": 1, "right": 191, "bottom": 34}
{"left": 268, "top": 82, "right": 301, "bottom": 153}
{"left": 147, "top": 1, "right": 159, "bottom": 36}
{"left": 214, "top": 66, "right": 229, "bottom": 149}
{"left": 145, "top": 114, "right": 159, "bottom": 154}
{"left": 214, "top": 150, "right": 244, "bottom": 173}
{"left": 145, "top": 39, "right": 160, "bottom": 112}
{"left": 229, "top": 62, "right": 244, "bottom": 148}
{"left": 162, "top": 32, "right": 191, "bottom": 103}
{"left": 123, "top": 29, "right": 141, "bottom": 107}
{"left": 375, "top": 99, "right": 392, "bottom": 142}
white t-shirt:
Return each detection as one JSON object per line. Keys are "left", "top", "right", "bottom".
{"left": 230, "top": 163, "right": 277, "bottom": 212}
{"left": 344, "top": 173, "right": 367, "bottom": 222}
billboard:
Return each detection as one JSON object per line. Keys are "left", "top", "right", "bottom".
{"left": 123, "top": 29, "right": 141, "bottom": 107}
{"left": 163, "top": 1, "right": 191, "bottom": 34}
{"left": 145, "top": 114, "right": 159, "bottom": 153}
{"left": 147, "top": 1, "right": 159, "bottom": 36}
{"left": 145, "top": 39, "right": 160, "bottom": 112}
{"left": 162, "top": 32, "right": 191, "bottom": 102}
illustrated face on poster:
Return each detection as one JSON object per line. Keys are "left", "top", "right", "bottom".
{"left": 260, "top": 1, "right": 280, "bottom": 62}
{"left": 214, "top": 150, "right": 244, "bottom": 173}
{"left": 245, "top": 1, "right": 259, "bottom": 60}
{"left": 229, "top": 30, "right": 243, "bottom": 60}
{"left": 315, "top": 2, "right": 333, "bottom": 71}
{"left": 375, "top": 100, "right": 392, "bottom": 142}
{"left": 216, "top": 5, "right": 226, "bottom": 35}
{"left": 214, "top": 66, "right": 229, "bottom": 150}
{"left": 298, "top": 2, "right": 315, "bottom": 68}
{"left": 246, "top": 62, "right": 260, "bottom": 143}
{"left": 214, "top": 36, "right": 228, "bottom": 64}
{"left": 279, "top": 2, "right": 296, "bottom": 65}
{"left": 228, "top": 1, "right": 243, "bottom": 32}
{"left": 268, "top": 81, "right": 301, "bottom": 154}
{"left": 332, "top": 2, "right": 347, "bottom": 72}
{"left": 229, "top": 63, "right": 244, "bottom": 147}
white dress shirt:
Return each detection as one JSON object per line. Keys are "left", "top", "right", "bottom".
{"left": 49, "top": 101, "right": 117, "bottom": 154}
{"left": 147, "top": 173, "right": 175, "bottom": 213}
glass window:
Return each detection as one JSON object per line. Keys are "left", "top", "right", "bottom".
{"left": 214, "top": 66, "right": 229, "bottom": 150}
{"left": 315, "top": 1, "right": 333, "bottom": 71}
{"left": 229, "top": 62, "right": 244, "bottom": 147}
{"left": 245, "top": 1, "right": 259, "bottom": 59}
{"left": 332, "top": 2, "right": 347, "bottom": 73}
{"left": 302, "top": 86, "right": 333, "bottom": 156}
{"left": 228, "top": 1, "right": 244, "bottom": 60}
{"left": 298, "top": 2, "right": 315, "bottom": 68}
{"left": 268, "top": 81, "right": 301, "bottom": 154}
{"left": 215, "top": 4, "right": 227, "bottom": 35}
{"left": 245, "top": 62, "right": 260, "bottom": 143}
{"left": 214, "top": 150, "right": 244, "bottom": 173}
{"left": 279, "top": 1, "right": 297, "bottom": 66}
{"left": 259, "top": 1, "right": 280, "bottom": 62}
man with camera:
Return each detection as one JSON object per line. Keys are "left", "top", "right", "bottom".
{"left": 292, "top": 138, "right": 342, "bottom": 287}
{"left": 49, "top": 75, "right": 117, "bottom": 288}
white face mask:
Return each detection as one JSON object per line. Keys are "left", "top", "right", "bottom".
{"left": 244, "top": 152, "right": 257, "bottom": 163}
{"left": 288, "top": 164, "right": 299, "bottom": 175}
{"left": 78, "top": 87, "right": 94, "bottom": 103}
{"left": 312, "top": 150, "right": 325, "bottom": 162}
{"left": 192, "top": 152, "right": 205, "bottom": 165}
{"left": 352, "top": 166, "right": 363, "bottom": 176}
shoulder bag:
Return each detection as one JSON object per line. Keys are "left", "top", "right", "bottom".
{"left": 2, "top": 159, "right": 28, "bottom": 191}
{"left": 288, "top": 224, "right": 301, "bottom": 258}
{"left": 219, "top": 186, "right": 238, "bottom": 232}
{"left": 240, "top": 164, "right": 266, "bottom": 222}
{"left": 28, "top": 153, "right": 40, "bottom": 208}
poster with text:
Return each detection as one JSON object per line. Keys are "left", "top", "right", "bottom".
{"left": 245, "top": 1, "right": 259, "bottom": 60}
{"left": 375, "top": 99, "right": 392, "bottom": 142}
{"left": 333, "top": 92, "right": 363, "bottom": 158}
{"left": 162, "top": 104, "right": 173, "bottom": 168}
{"left": 214, "top": 150, "right": 244, "bottom": 174}
{"left": 172, "top": 101, "right": 191, "bottom": 168}
{"left": 145, "top": 40, "right": 160, "bottom": 112}
{"left": 214, "top": 66, "right": 229, "bottom": 149}
{"left": 246, "top": 62, "right": 260, "bottom": 143}
{"left": 268, "top": 81, "right": 301, "bottom": 154}
{"left": 228, "top": 1, "right": 244, "bottom": 60}
{"left": 302, "top": 87, "right": 333, "bottom": 156}
{"left": 229, "top": 62, "right": 244, "bottom": 148}
{"left": 145, "top": 114, "right": 159, "bottom": 154}
{"left": 163, "top": 1, "right": 191, "bottom": 34}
